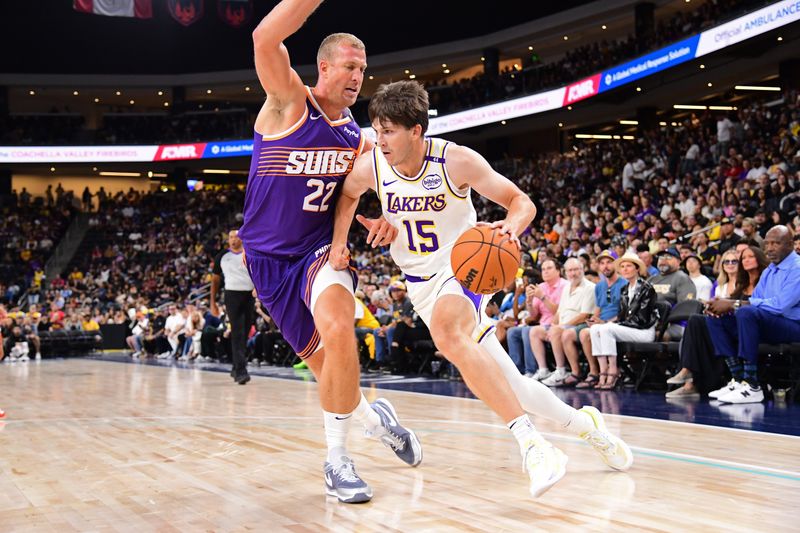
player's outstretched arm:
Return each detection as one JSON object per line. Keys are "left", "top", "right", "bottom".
{"left": 330, "top": 155, "right": 374, "bottom": 270}
{"left": 252, "top": 0, "right": 322, "bottom": 104}
{"left": 447, "top": 145, "right": 536, "bottom": 243}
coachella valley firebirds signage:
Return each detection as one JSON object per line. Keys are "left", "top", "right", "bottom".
{"left": 167, "top": 0, "right": 203, "bottom": 26}
{"left": 218, "top": 0, "right": 252, "bottom": 28}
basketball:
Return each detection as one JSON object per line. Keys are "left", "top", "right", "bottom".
{"left": 451, "top": 225, "right": 521, "bottom": 294}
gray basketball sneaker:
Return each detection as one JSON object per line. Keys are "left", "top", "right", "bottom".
{"left": 370, "top": 398, "right": 423, "bottom": 467}
{"left": 323, "top": 457, "right": 373, "bottom": 504}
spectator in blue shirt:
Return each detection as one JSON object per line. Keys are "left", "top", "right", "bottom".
{"left": 577, "top": 250, "right": 627, "bottom": 389}
{"left": 705, "top": 226, "right": 800, "bottom": 404}
{"left": 636, "top": 244, "right": 660, "bottom": 278}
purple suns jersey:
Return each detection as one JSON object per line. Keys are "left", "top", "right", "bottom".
{"left": 239, "top": 87, "right": 365, "bottom": 259}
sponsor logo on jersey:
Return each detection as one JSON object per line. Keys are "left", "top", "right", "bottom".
{"left": 421, "top": 173, "right": 443, "bottom": 190}
{"left": 314, "top": 243, "right": 331, "bottom": 258}
{"left": 343, "top": 126, "right": 359, "bottom": 139}
{"left": 385, "top": 192, "right": 446, "bottom": 214}
{"left": 285, "top": 150, "right": 356, "bottom": 175}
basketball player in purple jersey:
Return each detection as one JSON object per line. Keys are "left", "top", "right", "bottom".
{"left": 237, "top": 0, "right": 422, "bottom": 504}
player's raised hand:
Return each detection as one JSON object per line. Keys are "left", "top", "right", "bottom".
{"left": 477, "top": 220, "right": 520, "bottom": 246}
{"left": 329, "top": 243, "right": 351, "bottom": 271}
{"left": 356, "top": 214, "right": 398, "bottom": 247}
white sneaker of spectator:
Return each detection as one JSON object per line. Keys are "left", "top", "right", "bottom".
{"left": 542, "top": 367, "right": 570, "bottom": 387}
{"left": 131, "top": 351, "right": 141, "bottom": 358}
{"left": 157, "top": 352, "right": 173, "bottom": 359}
{"left": 530, "top": 368, "right": 551, "bottom": 381}
{"left": 708, "top": 379, "right": 742, "bottom": 399}
{"left": 11, "top": 343, "right": 29, "bottom": 362}
{"left": 35, "top": 353, "right": 41, "bottom": 361}
{"left": 717, "top": 382, "right": 764, "bottom": 404}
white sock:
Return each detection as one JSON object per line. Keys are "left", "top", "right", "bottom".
{"left": 323, "top": 410, "right": 352, "bottom": 465}
{"left": 507, "top": 414, "right": 539, "bottom": 453}
{"left": 352, "top": 393, "right": 383, "bottom": 436}
{"left": 481, "top": 333, "right": 594, "bottom": 435}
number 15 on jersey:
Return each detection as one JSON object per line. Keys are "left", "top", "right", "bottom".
{"left": 402, "top": 219, "right": 439, "bottom": 254}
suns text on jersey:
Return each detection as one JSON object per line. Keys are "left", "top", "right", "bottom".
{"left": 385, "top": 192, "right": 446, "bottom": 214}
{"left": 285, "top": 150, "right": 355, "bottom": 175}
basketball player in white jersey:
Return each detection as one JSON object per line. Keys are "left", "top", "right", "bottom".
{"left": 331, "top": 81, "right": 633, "bottom": 497}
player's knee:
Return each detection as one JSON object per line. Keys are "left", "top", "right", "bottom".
{"left": 315, "top": 313, "right": 354, "bottom": 339}
{"left": 429, "top": 323, "right": 469, "bottom": 357}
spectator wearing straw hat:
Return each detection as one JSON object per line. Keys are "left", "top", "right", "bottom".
{"left": 588, "top": 253, "right": 659, "bottom": 390}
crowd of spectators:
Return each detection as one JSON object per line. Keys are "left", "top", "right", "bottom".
{"left": 346, "top": 88, "right": 800, "bottom": 401}
{"left": 0, "top": 184, "right": 78, "bottom": 305}
{"left": 67, "top": 186, "right": 243, "bottom": 316}
{"left": 0, "top": 113, "right": 86, "bottom": 145}
{"left": 0, "top": 109, "right": 253, "bottom": 146}
{"left": 0, "top": 185, "right": 245, "bottom": 363}
{"left": 95, "top": 109, "right": 252, "bottom": 144}
{"left": 2, "top": 82, "right": 799, "bottom": 405}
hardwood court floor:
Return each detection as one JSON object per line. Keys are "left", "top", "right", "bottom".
{"left": 1, "top": 359, "right": 798, "bottom": 532}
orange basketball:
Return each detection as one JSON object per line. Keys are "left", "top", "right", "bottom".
{"left": 451, "top": 225, "right": 521, "bottom": 294}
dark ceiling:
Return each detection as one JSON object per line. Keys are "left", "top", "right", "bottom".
{"left": 1, "top": 0, "right": 595, "bottom": 75}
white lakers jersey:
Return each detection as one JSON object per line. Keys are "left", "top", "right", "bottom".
{"left": 372, "top": 137, "right": 477, "bottom": 277}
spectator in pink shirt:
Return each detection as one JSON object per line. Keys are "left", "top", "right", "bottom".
{"left": 527, "top": 259, "right": 568, "bottom": 381}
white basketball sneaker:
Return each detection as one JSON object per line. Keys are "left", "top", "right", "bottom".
{"left": 522, "top": 437, "right": 568, "bottom": 497}
{"left": 579, "top": 406, "right": 634, "bottom": 471}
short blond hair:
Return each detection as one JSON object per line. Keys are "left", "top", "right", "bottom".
{"left": 317, "top": 33, "right": 365, "bottom": 64}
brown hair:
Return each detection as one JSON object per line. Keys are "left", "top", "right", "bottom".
{"left": 730, "top": 245, "right": 769, "bottom": 299}
{"left": 368, "top": 80, "right": 429, "bottom": 134}
{"left": 317, "top": 33, "right": 365, "bottom": 65}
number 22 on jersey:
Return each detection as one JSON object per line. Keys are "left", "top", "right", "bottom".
{"left": 302, "top": 179, "right": 336, "bottom": 212}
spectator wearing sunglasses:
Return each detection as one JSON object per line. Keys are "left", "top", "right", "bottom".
{"left": 713, "top": 249, "right": 740, "bottom": 299}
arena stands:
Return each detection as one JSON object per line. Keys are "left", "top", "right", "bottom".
{"left": 0, "top": 0, "right": 774, "bottom": 146}
{"left": 0, "top": 190, "right": 76, "bottom": 306}
{"left": 424, "top": 0, "right": 770, "bottom": 116}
